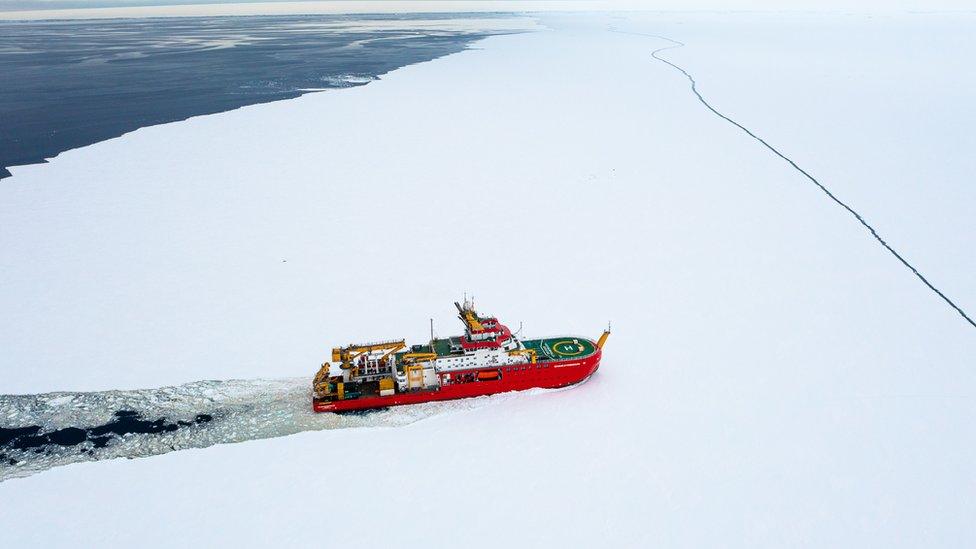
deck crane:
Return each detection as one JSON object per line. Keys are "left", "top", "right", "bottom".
{"left": 332, "top": 339, "right": 406, "bottom": 376}
{"left": 313, "top": 339, "right": 406, "bottom": 399}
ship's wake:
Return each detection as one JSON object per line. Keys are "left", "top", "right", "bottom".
{"left": 0, "top": 378, "right": 513, "bottom": 482}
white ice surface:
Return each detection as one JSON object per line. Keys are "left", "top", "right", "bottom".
{"left": 2, "top": 11, "right": 976, "bottom": 547}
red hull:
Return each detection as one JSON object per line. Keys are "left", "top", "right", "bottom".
{"left": 313, "top": 347, "right": 601, "bottom": 412}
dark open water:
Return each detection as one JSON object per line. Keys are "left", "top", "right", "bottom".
{"left": 0, "top": 14, "right": 518, "bottom": 178}
{"left": 0, "top": 378, "right": 527, "bottom": 482}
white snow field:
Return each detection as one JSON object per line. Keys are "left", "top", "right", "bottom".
{"left": 3, "top": 10, "right": 976, "bottom": 547}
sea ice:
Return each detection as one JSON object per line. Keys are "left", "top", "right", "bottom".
{"left": 1, "top": 9, "right": 974, "bottom": 548}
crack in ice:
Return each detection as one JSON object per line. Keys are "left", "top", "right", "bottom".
{"left": 612, "top": 29, "right": 975, "bottom": 330}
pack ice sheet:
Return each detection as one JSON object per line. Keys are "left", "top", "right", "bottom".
{"left": 1, "top": 10, "right": 975, "bottom": 548}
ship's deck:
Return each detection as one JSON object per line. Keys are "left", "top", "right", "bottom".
{"left": 522, "top": 337, "right": 597, "bottom": 361}
{"left": 396, "top": 336, "right": 597, "bottom": 364}
{"left": 431, "top": 337, "right": 455, "bottom": 357}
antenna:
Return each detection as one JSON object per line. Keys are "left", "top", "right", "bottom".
{"left": 430, "top": 318, "right": 434, "bottom": 343}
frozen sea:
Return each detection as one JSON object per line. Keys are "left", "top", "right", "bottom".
{"left": 2, "top": 9, "right": 975, "bottom": 548}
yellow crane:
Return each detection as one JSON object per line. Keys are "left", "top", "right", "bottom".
{"left": 507, "top": 348, "right": 537, "bottom": 364}
{"left": 332, "top": 339, "right": 406, "bottom": 367}
{"left": 401, "top": 351, "right": 438, "bottom": 363}
{"left": 314, "top": 339, "right": 407, "bottom": 399}
{"left": 312, "top": 362, "right": 334, "bottom": 399}
{"left": 332, "top": 339, "right": 406, "bottom": 377}
{"left": 399, "top": 351, "right": 438, "bottom": 390}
